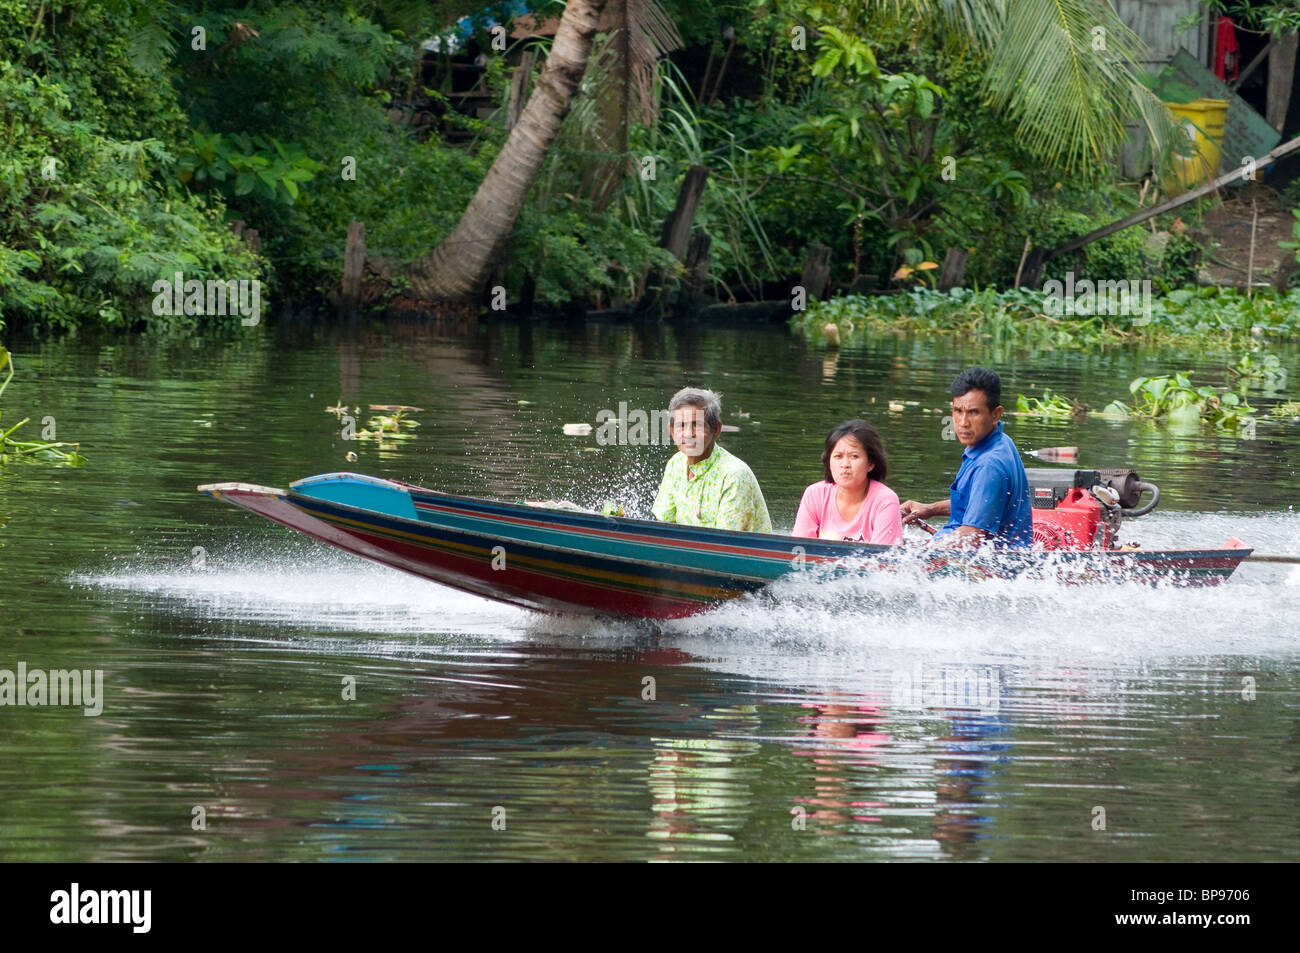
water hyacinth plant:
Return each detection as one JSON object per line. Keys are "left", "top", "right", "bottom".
{"left": 1103, "top": 373, "right": 1257, "bottom": 431}
{"left": 795, "top": 287, "right": 1300, "bottom": 351}
{"left": 1228, "top": 352, "right": 1287, "bottom": 390}
{"left": 0, "top": 346, "right": 86, "bottom": 466}
{"left": 1012, "top": 366, "right": 1278, "bottom": 432}
{"left": 1014, "top": 390, "right": 1087, "bottom": 420}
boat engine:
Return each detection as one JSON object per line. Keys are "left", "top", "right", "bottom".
{"left": 1026, "top": 468, "right": 1160, "bottom": 550}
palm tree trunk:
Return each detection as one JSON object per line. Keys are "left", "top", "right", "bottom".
{"left": 406, "top": 0, "right": 609, "bottom": 303}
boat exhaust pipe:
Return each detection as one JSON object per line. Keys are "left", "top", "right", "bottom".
{"left": 1096, "top": 468, "right": 1160, "bottom": 517}
{"left": 1120, "top": 480, "right": 1160, "bottom": 518}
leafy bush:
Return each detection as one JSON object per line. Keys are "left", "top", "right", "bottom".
{"left": 178, "top": 130, "right": 324, "bottom": 207}
{"left": 271, "top": 106, "right": 490, "bottom": 297}
{"left": 0, "top": 59, "right": 262, "bottom": 330}
{"left": 509, "top": 200, "right": 678, "bottom": 308}
{"left": 1033, "top": 204, "right": 1152, "bottom": 285}
{"left": 1159, "top": 225, "right": 1205, "bottom": 289}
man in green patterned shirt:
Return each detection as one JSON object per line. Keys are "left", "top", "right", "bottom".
{"left": 651, "top": 387, "right": 773, "bottom": 533}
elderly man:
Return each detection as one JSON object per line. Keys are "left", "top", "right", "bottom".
{"left": 900, "top": 367, "right": 1033, "bottom": 548}
{"left": 651, "top": 386, "right": 772, "bottom": 533}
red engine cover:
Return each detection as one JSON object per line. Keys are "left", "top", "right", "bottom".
{"left": 1031, "top": 487, "right": 1107, "bottom": 550}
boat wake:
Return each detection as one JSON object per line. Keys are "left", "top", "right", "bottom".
{"left": 75, "top": 550, "right": 529, "bottom": 638}
{"left": 76, "top": 510, "right": 1299, "bottom": 661}
{"left": 664, "top": 565, "right": 1298, "bottom": 656}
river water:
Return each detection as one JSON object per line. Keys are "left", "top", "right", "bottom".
{"left": 1, "top": 318, "right": 1298, "bottom": 861}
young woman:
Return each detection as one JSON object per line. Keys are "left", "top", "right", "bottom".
{"left": 792, "top": 419, "right": 903, "bottom": 544}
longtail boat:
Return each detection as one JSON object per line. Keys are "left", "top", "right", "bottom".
{"left": 198, "top": 472, "right": 1253, "bottom": 620}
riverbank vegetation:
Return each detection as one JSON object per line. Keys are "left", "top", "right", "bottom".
{"left": 794, "top": 286, "right": 1300, "bottom": 351}
{"left": 0, "top": 1, "right": 1292, "bottom": 337}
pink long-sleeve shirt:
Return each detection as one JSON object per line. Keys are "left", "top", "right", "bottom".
{"left": 791, "top": 480, "right": 903, "bottom": 545}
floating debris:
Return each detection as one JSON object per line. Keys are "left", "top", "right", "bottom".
{"left": 366, "top": 412, "right": 420, "bottom": 433}
{"left": 563, "top": 423, "right": 593, "bottom": 436}
{"left": 1028, "top": 446, "right": 1079, "bottom": 462}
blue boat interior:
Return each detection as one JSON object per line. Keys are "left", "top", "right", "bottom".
{"left": 289, "top": 472, "right": 418, "bottom": 520}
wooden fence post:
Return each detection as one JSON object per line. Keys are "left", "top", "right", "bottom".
{"left": 342, "top": 221, "right": 366, "bottom": 307}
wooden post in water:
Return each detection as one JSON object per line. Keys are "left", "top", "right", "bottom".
{"left": 660, "top": 165, "right": 710, "bottom": 261}
{"left": 938, "top": 247, "right": 968, "bottom": 291}
{"left": 800, "top": 243, "right": 831, "bottom": 301}
{"left": 684, "top": 233, "right": 712, "bottom": 289}
{"left": 342, "top": 221, "right": 366, "bottom": 308}
{"left": 677, "top": 232, "right": 714, "bottom": 314}
{"left": 637, "top": 165, "right": 710, "bottom": 317}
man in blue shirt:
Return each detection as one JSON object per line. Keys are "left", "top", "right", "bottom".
{"left": 900, "top": 368, "right": 1033, "bottom": 548}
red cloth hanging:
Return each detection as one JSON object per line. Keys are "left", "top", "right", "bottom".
{"left": 1215, "top": 15, "right": 1239, "bottom": 82}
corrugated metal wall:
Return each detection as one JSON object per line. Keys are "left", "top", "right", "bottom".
{"left": 1114, "top": 0, "right": 1210, "bottom": 69}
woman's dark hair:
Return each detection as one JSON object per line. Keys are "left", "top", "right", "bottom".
{"left": 822, "top": 419, "right": 888, "bottom": 485}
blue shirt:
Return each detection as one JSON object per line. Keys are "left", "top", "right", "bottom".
{"left": 934, "top": 422, "right": 1033, "bottom": 548}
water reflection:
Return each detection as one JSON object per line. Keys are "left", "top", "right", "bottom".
{"left": 931, "top": 712, "right": 1010, "bottom": 860}
{"left": 793, "top": 698, "right": 889, "bottom": 833}
{"left": 647, "top": 734, "right": 758, "bottom": 853}
{"left": 2, "top": 321, "right": 1299, "bottom": 862}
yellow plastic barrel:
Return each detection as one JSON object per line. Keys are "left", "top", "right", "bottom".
{"left": 1162, "top": 98, "right": 1228, "bottom": 193}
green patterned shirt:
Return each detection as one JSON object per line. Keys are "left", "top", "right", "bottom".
{"left": 651, "top": 444, "right": 773, "bottom": 533}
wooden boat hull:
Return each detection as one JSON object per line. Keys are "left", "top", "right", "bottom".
{"left": 199, "top": 473, "right": 1252, "bottom": 620}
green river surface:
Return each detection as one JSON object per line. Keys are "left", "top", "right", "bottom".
{"left": 2, "top": 317, "right": 1299, "bottom": 861}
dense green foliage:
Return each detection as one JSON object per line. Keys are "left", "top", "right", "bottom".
{"left": 0, "top": 1, "right": 263, "bottom": 329}
{"left": 0, "top": 0, "right": 1263, "bottom": 329}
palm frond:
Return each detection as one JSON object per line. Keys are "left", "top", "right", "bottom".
{"left": 868, "top": 0, "right": 1177, "bottom": 173}
{"left": 597, "top": 0, "right": 682, "bottom": 126}
{"left": 575, "top": 0, "right": 681, "bottom": 206}
{"left": 864, "top": 0, "right": 1004, "bottom": 48}
{"left": 981, "top": 0, "right": 1155, "bottom": 171}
